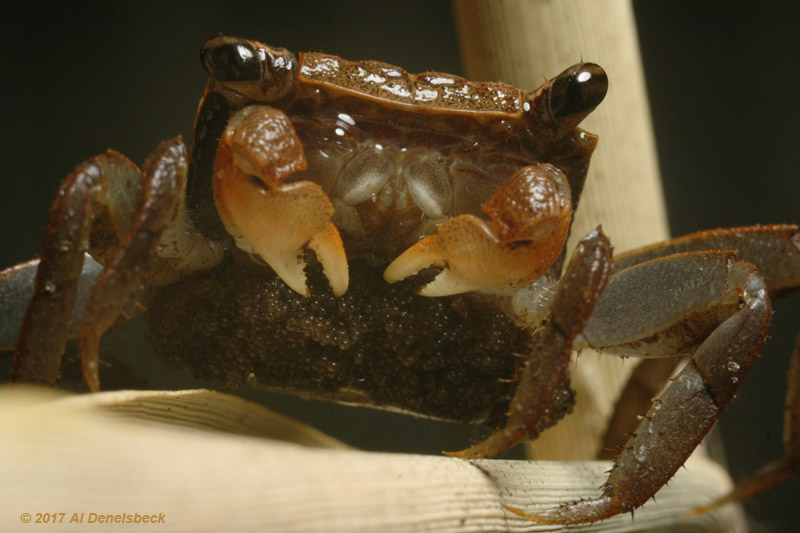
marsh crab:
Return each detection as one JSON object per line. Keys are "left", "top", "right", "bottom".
{"left": 2, "top": 35, "right": 800, "bottom": 524}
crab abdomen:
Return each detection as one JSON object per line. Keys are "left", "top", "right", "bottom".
{"left": 145, "top": 256, "right": 566, "bottom": 426}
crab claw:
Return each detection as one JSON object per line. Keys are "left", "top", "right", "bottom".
{"left": 384, "top": 164, "right": 572, "bottom": 296}
{"left": 214, "top": 106, "right": 349, "bottom": 296}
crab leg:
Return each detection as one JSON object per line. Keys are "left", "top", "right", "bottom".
{"left": 384, "top": 163, "right": 572, "bottom": 296}
{"left": 81, "top": 139, "right": 225, "bottom": 391}
{"left": 690, "top": 331, "right": 800, "bottom": 514}
{"left": 213, "top": 105, "right": 348, "bottom": 297}
{"left": 600, "top": 225, "right": 800, "bottom": 456}
{"left": 597, "top": 357, "right": 679, "bottom": 460}
{"left": 512, "top": 252, "right": 772, "bottom": 524}
{"left": 448, "top": 227, "right": 612, "bottom": 458}
{"left": 614, "top": 224, "right": 800, "bottom": 294}
{"left": 9, "top": 150, "right": 141, "bottom": 385}
{"left": 10, "top": 138, "right": 221, "bottom": 390}
{"left": 0, "top": 256, "right": 103, "bottom": 351}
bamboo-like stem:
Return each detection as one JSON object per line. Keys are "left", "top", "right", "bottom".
{"left": 0, "top": 387, "right": 746, "bottom": 532}
{"left": 454, "top": 0, "right": 668, "bottom": 461}
{"left": 453, "top": 1, "right": 746, "bottom": 529}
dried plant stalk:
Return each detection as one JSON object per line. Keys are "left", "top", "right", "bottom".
{"left": 454, "top": 0, "right": 669, "bottom": 460}
{"left": 0, "top": 387, "right": 745, "bottom": 532}
{"left": 452, "top": 0, "right": 746, "bottom": 529}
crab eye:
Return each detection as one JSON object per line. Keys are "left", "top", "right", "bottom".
{"left": 549, "top": 63, "right": 607, "bottom": 119}
{"left": 201, "top": 36, "right": 262, "bottom": 82}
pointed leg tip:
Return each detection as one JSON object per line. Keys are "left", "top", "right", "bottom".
{"left": 502, "top": 504, "right": 544, "bottom": 522}
{"left": 81, "top": 359, "right": 101, "bottom": 393}
{"left": 683, "top": 504, "right": 712, "bottom": 517}
{"left": 501, "top": 504, "right": 576, "bottom": 525}
{"left": 443, "top": 432, "right": 513, "bottom": 459}
{"left": 442, "top": 448, "right": 470, "bottom": 459}
{"left": 501, "top": 497, "right": 621, "bottom": 525}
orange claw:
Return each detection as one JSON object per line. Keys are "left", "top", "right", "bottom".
{"left": 447, "top": 227, "right": 613, "bottom": 459}
{"left": 384, "top": 164, "right": 572, "bottom": 296}
{"left": 214, "top": 106, "right": 349, "bottom": 296}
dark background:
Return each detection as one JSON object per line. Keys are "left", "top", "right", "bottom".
{"left": 0, "top": 2, "right": 797, "bottom": 531}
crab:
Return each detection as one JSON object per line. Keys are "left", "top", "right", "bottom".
{"left": 2, "top": 35, "right": 800, "bottom": 524}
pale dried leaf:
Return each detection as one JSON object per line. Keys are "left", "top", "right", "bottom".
{"left": 0, "top": 386, "right": 745, "bottom": 532}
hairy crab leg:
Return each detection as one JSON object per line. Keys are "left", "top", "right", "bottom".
{"left": 690, "top": 331, "right": 800, "bottom": 515}
{"left": 515, "top": 257, "right": 771, "bottom": 524}
{"left": 213, "top": 105, "right": 348, "bottom": 297}
{"left": 10, "top": 151, "right": 141, "bottom": 385}
{"left": 614, "top": 224, "right": 800, "bottom": 295}
{"left": 584, "top": 251, "right": 771, "bottom": 358}
{"left": 80, "top": 139, "right": 223, "bottom": 391}
{"left": 600, "top": 225, "right": 800, "bottom": 456}
{"left": 384, "top": 164, "right": 572, "bottom": 296}
{"left": 448, "top": 227, "right": 612, "bottom": 458}
{"left": 0, "top": 255, "right": 102, "bottom": 351}
{"left": 597, "top": 357, "right": 679, "bottom": 460}
{"left": 10, "top": 138, "right": 221, "bottom": 390}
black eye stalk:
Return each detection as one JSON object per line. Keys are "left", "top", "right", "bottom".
{"left": 525, "top": 62, "right": 607, "bottom": 141}
{"left": 550, "top": 63, "right": 608, "bottom": 120}
{"left": 200, "top": 35, "right": 297, "bottom": 102}
{"left": 200, "top": 35, "right": 262, "bottom": 82}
